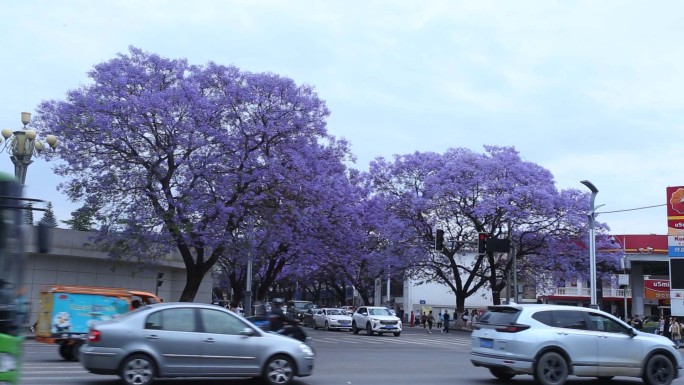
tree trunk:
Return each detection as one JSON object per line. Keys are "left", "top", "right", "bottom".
{"left": 178, "top": 263, "right": 207, "bottom": 302}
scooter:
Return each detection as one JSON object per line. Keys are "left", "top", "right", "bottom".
{"left": 274, "top": 323, "right": 312, "bottom": 345}
{"left": 247, "top": 313, "right": 312, "bottom": 345}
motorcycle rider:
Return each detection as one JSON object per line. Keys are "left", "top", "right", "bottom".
{"left": 269, "top": 298, "right": 308, "bottom": 343}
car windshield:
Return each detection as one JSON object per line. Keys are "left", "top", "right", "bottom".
{"left": 327, "top": 309, "right": 345, "bottom": 315}
{"left": 369, "top": 308, "right": 392, "bottom": 316}
{"left": 293, "top": 302, "right": 313, "bottom": 310}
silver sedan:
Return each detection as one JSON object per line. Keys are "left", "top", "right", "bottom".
{"left": 81, "top": 302, "right": 315, "bottom": 385}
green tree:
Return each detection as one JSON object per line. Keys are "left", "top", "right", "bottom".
{"left": 61, "top": 204, "right": 97, "bottom": 231}
{"left": 40, "top": 202, "right": 58, "bottom": 228}
{"left": 24, "top": 202, "right": 34, "bottom": 225}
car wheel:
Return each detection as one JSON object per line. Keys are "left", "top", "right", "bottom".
{"left": 119, "top": 354, "right": 156, "bottom": 385}
{"left": 642, "top": 353, "right": 675, "bottom": 385}
{"left": 366, "top": 323, "right": 374, "bottom": 336}
{"left": 393, "top": 332, "right": 401, "bottom": 337}
{"left": 325, "top": 321, "right": 330, "bottom": 331}
{"left": 69, "top": 341, "right": 83, "bottom": 362}
{"left": 489, "top": 367, "right": 515, "bottom": 380}
{"left": 263, "top": 354, "right": 295, "bottom": 385}
{"left": 58, "top": 342, "right": 73, "bottom": 361}
{"left": 534, "top": 351, "right": 568, "bottom": 385}
{"left": 313, "top": 320, "right": 318, "bottom": 330}
{"left": 352, "top": 321, "right": 359, "bottom": 334}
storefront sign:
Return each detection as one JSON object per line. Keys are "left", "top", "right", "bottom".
{"left": 644, "top": 279, "right": 670, "bottom": 300}
{"left": 669, "top": 236, "right": 684, "bottom": 257}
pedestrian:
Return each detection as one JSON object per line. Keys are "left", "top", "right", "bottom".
{"left": 427, "top": 311, "right": 434, "bottom": 333}
{"left": 632, "top": 314, "right": 643, "bottom": 331}
{"left": 462, "top": 309, "right": 470, "bottom": 328}
{"left": 664, "top": 316, "right": 672, "bottom": 339}
{"left": 670, "top": 317, "right": 681, "bottom": 349}
{"left": 657, "top": 316, "right": 665, "bottom": 335}
{"left": 421, "top": 312, "right": 427, "bottom": 328}
{"left": 410, "top": 310, "right": 415, "bottom": 327}
{"left": 437, "top": 311, "right": 443, "bottom": 331}
{"left": 443, "top": 310, "right": 450, "bottom": 333}
{"left": 470, "top": 310, "right": 478, "bottom": 328}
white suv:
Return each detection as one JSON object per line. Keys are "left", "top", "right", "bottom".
{"left": 351, "top": 306, "right": 402, "bottom": 336}
{"left": 470, "top": 304, "right": 683, "bottom": 385}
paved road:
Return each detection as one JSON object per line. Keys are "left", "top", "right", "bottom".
{"left": 20, "top": 327, "right": 684, "bottom": 385}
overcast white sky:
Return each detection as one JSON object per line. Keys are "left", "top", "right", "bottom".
{"left": 0, "top": 0, "right": 679, "bottom": 234}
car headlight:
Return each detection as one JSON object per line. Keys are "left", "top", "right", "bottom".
{"left": 0, "top": 353, "right": 17, "bottom": 372}
{"left": 299, "top": 344, "right": 314, "bottom": 356}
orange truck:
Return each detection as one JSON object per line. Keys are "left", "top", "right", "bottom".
{"left": 34, "top": 285, "right": 160, "bottom": 361}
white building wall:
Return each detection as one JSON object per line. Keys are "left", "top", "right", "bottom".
{"left": 398, "top": 251, "right": 494, "bottom": 318}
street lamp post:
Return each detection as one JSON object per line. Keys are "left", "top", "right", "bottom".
{"left": 580, "top": 180, "right": 599, "bottom": 309}
{"left": 1, "top": 112, "right": 58, "bottom": 185}
{"left": 245, "top": 253, "right": 253, "bottom": 317}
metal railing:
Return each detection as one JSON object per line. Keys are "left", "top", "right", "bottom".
{"left": 553, "top": 287, "right": 631, "bottom": 298}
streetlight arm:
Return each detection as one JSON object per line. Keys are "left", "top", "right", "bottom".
{"left": 580, "top": 180, "right": 598, "bottom": 193}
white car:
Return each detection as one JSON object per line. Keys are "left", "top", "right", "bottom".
{"left": 351, "top": 306, "right": 402, "bottom": 336}
{"left": 470, "top": 304, "right": 683, "bottom": 385}
{"left": 312, "top": 308, "right": 352, "bottom": 331}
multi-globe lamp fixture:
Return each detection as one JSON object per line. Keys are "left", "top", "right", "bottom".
{"left": 1, "top": 112, "right": 58, "bottom": 185}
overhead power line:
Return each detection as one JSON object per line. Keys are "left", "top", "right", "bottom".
{"left": 597, "top": 203, "right": 667, "bottom": 215}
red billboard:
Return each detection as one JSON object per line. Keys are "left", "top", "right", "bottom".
{"left": 667, "top": 187, "right": 684, "bottom": 235}
{"left": 644, "top": 279, "right": 670, "bottom": 300}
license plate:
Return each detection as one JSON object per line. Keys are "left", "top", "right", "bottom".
{"left": 480, "top": 338, "right": 493, "bottom": 348}
{"left": 383, "top": 326, "right": 396, "bottom": 329}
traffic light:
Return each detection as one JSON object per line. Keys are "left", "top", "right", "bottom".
{"left": 477, "top": 232, "right": 488, "bottom": 254}
{"left": 156, "top": 272, "right": 164, "bottom": 287}
{"left": 435, "top": 229, "right": 444, "bottom": 250}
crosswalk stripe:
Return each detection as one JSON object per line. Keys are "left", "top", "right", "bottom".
{"left": 311, "top": 335, "right": 471, "bottom": 346}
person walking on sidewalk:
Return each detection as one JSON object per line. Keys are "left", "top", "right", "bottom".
{"left": 470, "top": 309, "right": 479, "bottom": 328}
{"left": 443, "top": 310, "right": 450, "bottom": 333}
{"left": 437, "top": 310, "right": 443, "bottom": 331}
{"left": 410, "top": 311, "right": 415, "bottom": 327}
{"left": 427, "top": 311, "right": 435, "bottom": 333}
{"left": 670, "top": 317, "right": 681, "bottom": 349}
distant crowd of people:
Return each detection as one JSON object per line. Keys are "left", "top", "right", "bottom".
{"left": 630, "top": 314, "right": 681, "bottom": 349}
{"left": 408, "top": 308, "right": 480, "bottom": 334}
{"left": 212, "top": 298, "right": 244, "bottom": 315}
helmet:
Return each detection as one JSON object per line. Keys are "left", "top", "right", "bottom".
{"left": 272, "top": 298, "right": 285, "bottom": 306}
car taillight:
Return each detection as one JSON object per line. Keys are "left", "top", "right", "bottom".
{"left": 88, "top": 329, "right": 101, "bottom": 342}
{"left": 495, "top": 324, "right": 530, "bottom": 333}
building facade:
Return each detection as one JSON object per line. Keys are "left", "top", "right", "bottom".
{"left": 541, "top": 234, "right": 670, "bottom": 320}
{"left": 24, "top": 227, "right": 214, "bottom": 326}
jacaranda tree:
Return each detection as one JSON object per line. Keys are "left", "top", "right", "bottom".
{"left": 35, "top": 46, "right": 353, "bottom": 301}
{"left": 368, "top": 146, "right": 621, "bottom": 312}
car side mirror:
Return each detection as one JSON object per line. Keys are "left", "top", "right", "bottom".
{"left": 239, "top": 328, "right": 256, "bottom": 337}
{"left": 361, "top": 312, "right": 367, "bottom": 316}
